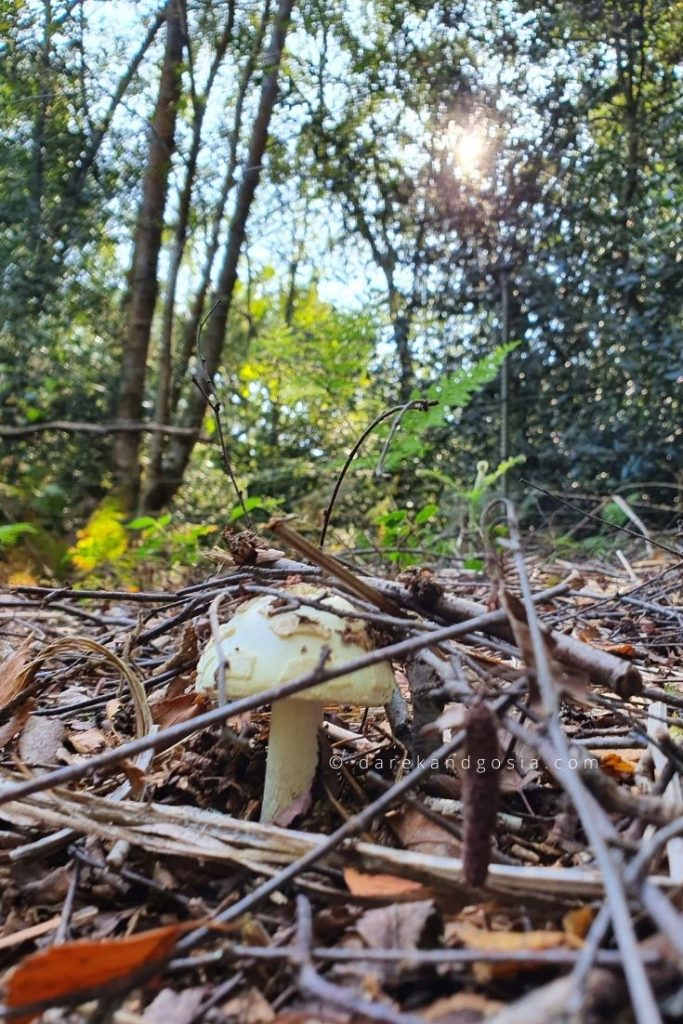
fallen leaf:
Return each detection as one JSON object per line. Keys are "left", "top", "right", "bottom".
{"left": 18, "top": 715, "right": 65, "bottom": 765}
{"left": 0, "top": 638, "right": 33, "bottom": 709}
{"left": 6, "top": 922, "right": 187, "bottom": 1023}
{"left": 356, "top": 900, "right": 434, "bottom": 950}
{"left": 273, "top": 1010, "right": 350, "bottom": 1024}
{"left": 597, "top": 751, "right": 638, "bottom": 778}
{"left": 68, "top": 726, "right": 106, "bottom": 754}
{"left": 445, "top": 921, "right": 571, "bottom": 982}
{"left": 343, "top": 868, "right": 426, "bottom": 899}
{"left": 447, "top": 921, "right": 568, "bottom": 952}
{"left": 0, "top": 907, "right": 98, "bottom": 952}
{"left": 143, "top": 986, "right": 208, "bottom": 1024}
{"left": 577, "top": 632, "right": 637, "bottom": 657}
{"left": 223, "top": 987, "right": 276, "bottom": 1023}
{"left": 563, "top": 905, "right": 595, "bottom": 946}
{"left": 157, "top": 625, "right": 199, "bottom": 676}
{"left": 106, "top": 698, "right": 122, "bottom": 719}
{"left": 0, "top": 699, "right": 34, "bottom": 749}
{"left": 421, "top": 991, "right": 504, "bottom": 1022}
{"left": 120, "top": 759, "right": 148, "bottom": 798}
{"left": 394, "top": 806, "right": 461, "bottom": 859}
{"left": 151, "top": 691, "right": 206, "bottom": 729}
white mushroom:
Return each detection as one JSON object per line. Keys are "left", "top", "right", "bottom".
{"left": 195, "top": 583, "right": 396, "bottom": 824}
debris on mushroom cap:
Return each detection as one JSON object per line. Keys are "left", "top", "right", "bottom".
{"left": 195, "top": 583, "right": 396, "bottom": 704}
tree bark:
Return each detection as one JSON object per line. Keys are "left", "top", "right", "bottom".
{"left": 144, "top": 5, "right": 235, "bottom": 509}
{"left": 53, "top": 5, "right": 166, "bottom": 249}
{"left": 168, "top": 0, "right": 270, "bottom": 416}
{"left": 112, "top": 0, "right": 185, "bottom": 509}
{"left": 142, "top": 0, "right": 295, "bottom": 512}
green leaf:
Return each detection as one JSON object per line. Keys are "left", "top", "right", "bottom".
{"left": 0, "top": 522, "right": 37, "bottom": 547}
{"left": 415, "top": 503, "right": 439, "bottom": 524}
{"left": 126, "top": 516, "right": 159, "bottom": 530}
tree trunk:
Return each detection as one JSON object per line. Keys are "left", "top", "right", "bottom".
{"left": 145, "top": 7, "right": 235, "bottom": 508}
{"left": 112, "top": 0, "right": 185, "bottom": 510}
{"left": 52, "top": 7, "right": 166, "bottom": 254}
{"left": 168, "top": 0, "right": 270, "bottom": 417}
{"left": 142, "top": 0, "right": 295, "bottom": 512}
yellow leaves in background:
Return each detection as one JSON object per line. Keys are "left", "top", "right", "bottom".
{"left": 67, "top": 501, "right": 128, "bottom": 571}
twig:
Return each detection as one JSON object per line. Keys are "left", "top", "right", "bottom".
{"left": 566, "top": 813, "right": 683, "bottom": 1016}
{"left": 192, "top": 298, "right": 249, "bottom": 521}
{"left": 292, "top": 896, "right": 425, "bottom": 1024}
{"left": 521, "top": 479, "right": 682, "bottom": 558}
{"left": 0, "top": 420, "right": 214, "bottom": 440}
{"left": 0, "top": 606, "right": 530, "bottom": 808}
{"left": 53, "top": 859, "right": 80, "bottom": 945}
{"left": 318, "top": 400, "right": 436, "bottom": 548}
{"left": 501, "top": 500, "right": 663, "bottom": 1024}
{"left": 270, "top": 517, "right": 403, "bottom": 615}
{"left": 170, "top": 682, "right": 525, "bottom": 957}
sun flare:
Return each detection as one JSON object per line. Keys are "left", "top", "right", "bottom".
{"left": 453, "top": 127, "right": 486, "bottom": 178}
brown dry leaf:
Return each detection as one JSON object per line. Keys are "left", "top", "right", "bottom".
{"left": 5, "top": 922, "right": 188, "bottom": 1024}
{"left": 355, "top": 899, "right": 434, "bottom": 950}
{"left": 68, "top": 726, "right": 106, "bottom": 755}
{"left": 0, "top": 907, "right": 98, "bottom": 952}
{"left": 120, "top": 759, "right": 148, "bottom": 798}
{"left": 447, "top": 921, "right": 568, "bottom": 952}
{"left": 157, "top": 624, "right": 199, "bottom": 676}
{"left": 0, "top": 638, "right": 34, "bottom": 708}
{"left": 577, "top": 631, "right": 637, "bottom": 658}
{"left": 343, "top": 868, "right": 427, "bottom": 899}
{"left": 563, "top": 905, "right": 595, "bottom": 947}
{"left": 151, "top": 691, "right": 207, "bottom": 729}
{"left": 143, "top": 986, "right": 208, "bottom": 1024}
{"left": 273, "top": 1009, "right": 351, "bottom": 1024}
{"left": 394, "top": 806, "right": 461, "bottom": 859}
{"left": 106, "top": 698, "right": 122, "bottom": 719}
{"left": 18, "top": 715, "right": 65, "bottom": 765}
{"left": 421, "top": 991, "right": 504, "bottom": 1022}
{"left": 0, "top": 699, "right": 34, "bottom": 749}
{"left": 597, "top": 751, "right": 638, "bottom": 778}
{"left": 223, "top": 987, "right": 276, "bottom": 1023}
{"left": 446, "top": 921, "right": 570, "bottom": 982}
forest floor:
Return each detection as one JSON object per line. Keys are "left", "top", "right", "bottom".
{"left": 0, "top": 528, "right": 682, "bottom": 1024}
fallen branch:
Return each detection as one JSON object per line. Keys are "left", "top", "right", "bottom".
{"left": 0, "top": 420, "right": 213, "bottom": 442}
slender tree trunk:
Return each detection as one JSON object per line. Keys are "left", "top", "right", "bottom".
{"left": 142, "top": 0, "right": 295, "bottom": 512}
{"left": 169, "top": 0, "right": 271, "bottom": 416}
{"left": 26, "top": 0, "right": 52, "bottom": 307}
{"left": 392, "top": 312, "right": 413, "bottom": 402}
{"left": 144, "top": 7, "right": 235, "bottom": 508}
{"left": 52, "top": 6, "right": 166, "bottom": 252}
{"left": 112, "top": 0, "right": 185, "bottom": 510}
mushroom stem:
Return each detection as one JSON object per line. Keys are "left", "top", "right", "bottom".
{"left": 260, "top": 698, "right": 324, "bottom": 824}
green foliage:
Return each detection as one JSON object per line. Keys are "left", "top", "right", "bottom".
{"left": 66, "top": 502, "right": 216, "bottom": 586}
{"left": 601, "top": 502, "right": 630, "bottom": 528}
{"left": 383, "top": 345, "right": 519, "bottom": 472}
{"left": 0, "top": 522, "right": 37, "bottom": 548}
{"left": 229, "top": 496, "right": 282, "bottom": 523}
{"left": 372, "top": 501, "right": 447, "bottom": 567}
{"left": 1, "top": 0, "right": 680, "bottom": 544}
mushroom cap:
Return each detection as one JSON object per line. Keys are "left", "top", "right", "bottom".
{"left": 196, "top": 584, "right": 395, "bottom": 705}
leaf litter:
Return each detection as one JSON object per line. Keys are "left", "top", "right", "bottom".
{"left": 0, "top": 538, "right": 682, "bottom": 1024}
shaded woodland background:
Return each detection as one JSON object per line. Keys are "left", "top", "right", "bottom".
{"left": 0, "top": 0, "right": 681, "bottom": 578}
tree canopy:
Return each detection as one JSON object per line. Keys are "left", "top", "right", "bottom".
{"left": 1, "top": 0, "right": 681, "bottom": 570}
